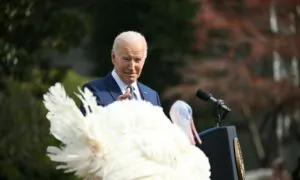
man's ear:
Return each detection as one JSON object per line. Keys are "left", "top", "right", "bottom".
{"left": 111, "top": 51, "right": 116, "bottom": 64}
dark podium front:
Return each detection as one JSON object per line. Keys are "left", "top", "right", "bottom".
{"left": 198, "top": 126, "right": 245, "bottom": 180}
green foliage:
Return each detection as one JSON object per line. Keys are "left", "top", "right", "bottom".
{"left": 0, "top": 0, "right": 90, "bottom": 178}
{"left": 87, "top": 0, "right": 198, "bottom": 93}
{"left": 62, "top": 69, "right": 94, "bottom": 105}
{"left": 0, "top": 79, "right": 78, "bottom": 180}
{"left": 0, "top": 70, "right": 89, "bottom": 179}
{"left": 0, "top": 0, "right": 86, "bottom": 80}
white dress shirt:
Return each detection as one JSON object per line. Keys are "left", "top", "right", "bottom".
{"left": 111, "top": 69, "right": 142, "bottom": 100}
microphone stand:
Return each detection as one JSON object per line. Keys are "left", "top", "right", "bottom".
{"left": 213, "top": 99, "right": 230, "bottom": 127}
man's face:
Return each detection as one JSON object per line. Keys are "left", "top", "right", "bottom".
{"left": 112, "top": 40, "right": 146, "bottom": 85}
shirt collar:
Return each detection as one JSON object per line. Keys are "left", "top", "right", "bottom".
{"left": 111, "top": 69, "right": 138, "bottom": 94}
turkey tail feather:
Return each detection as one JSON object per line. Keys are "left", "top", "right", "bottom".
{"left": 43, "top": 83, "right": 105, "bottom": 178}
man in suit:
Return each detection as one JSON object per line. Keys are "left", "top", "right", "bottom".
{"left": 81, "top": 31, "right": 161, "bottom": 109}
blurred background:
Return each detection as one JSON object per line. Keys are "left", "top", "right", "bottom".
{"left": 1, "top": 0, "right": 300, "bottom": 179}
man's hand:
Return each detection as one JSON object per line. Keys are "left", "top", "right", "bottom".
{"left": 117, "top": 87, "right": 131, "bottom": 101}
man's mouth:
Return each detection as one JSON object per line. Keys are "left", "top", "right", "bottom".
{"left": 125, "top": 73, "right": 136, "bottom": 76}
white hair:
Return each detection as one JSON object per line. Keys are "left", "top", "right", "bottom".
{"left": 112, "top": 31, "right": 148, "bottom": 59}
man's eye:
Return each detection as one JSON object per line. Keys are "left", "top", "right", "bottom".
{"left": 122, "top": 57, "right": 130, "bottom": 61}
{"left": 134, "top": 58, "right": 142, "bottom": 62}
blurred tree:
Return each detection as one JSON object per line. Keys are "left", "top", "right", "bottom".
{"left": 0, "top": 0, "right": 86, "bottom": 84}
{"left": 0, "top": 0, "right": 90, "bottom": 179}
{"left": 163, "top": 0, "right": 300, "bottom": 168}
{"left": 0, "top": 69, "right": 90, "bottom": 180}
{"left": 86, "top": 0, "right": 198, "bottom": 94}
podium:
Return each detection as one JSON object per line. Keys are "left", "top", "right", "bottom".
{"left": 198, "top": 126, "right": 245, "bottom": 180}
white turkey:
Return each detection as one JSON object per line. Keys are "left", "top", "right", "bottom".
{"left": 43, "top": 82, "right": 211, "bottom": 180}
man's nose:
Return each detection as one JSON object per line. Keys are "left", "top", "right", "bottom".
{"left": 128, "top": 60, "right": 135, "bottom": 70}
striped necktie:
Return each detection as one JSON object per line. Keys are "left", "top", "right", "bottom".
{"left": 127, "top": 85, "right": 138, "bottom": 100}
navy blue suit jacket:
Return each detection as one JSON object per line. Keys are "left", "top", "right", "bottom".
{"left": 81, "top": 73, "right": 161, "bottom": 108}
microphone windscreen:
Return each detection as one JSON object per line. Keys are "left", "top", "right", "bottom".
{"left": 196, "top": 89, "right": 211, "bottom": 101}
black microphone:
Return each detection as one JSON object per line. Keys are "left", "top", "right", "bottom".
{"left": 196, "top": 89, "right": 231, "bottom": 112}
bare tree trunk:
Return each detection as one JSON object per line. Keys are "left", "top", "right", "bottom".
{"left": 291, "top": 7, "right": 300, "bottom": 124}
{"left": 270, "top": 2, "right": 300, "bottom": 162}
{"left": 291, "top": 57, "right": 300, "bottom": 126}
{"left": 242, "top": 104, "right": 266, "bottom": 163}
{"left": 248, "top": 119, "right": 265, "bottom": 161}
{"left": 270, "top": 2, "right": 285, "bottom": 158}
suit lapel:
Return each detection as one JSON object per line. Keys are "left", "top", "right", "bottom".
{"left": 103, "top": 73, "right": 122, "bottom": 101}
{"left": 137, "top": 82, "right": 150, "bottom": 102}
